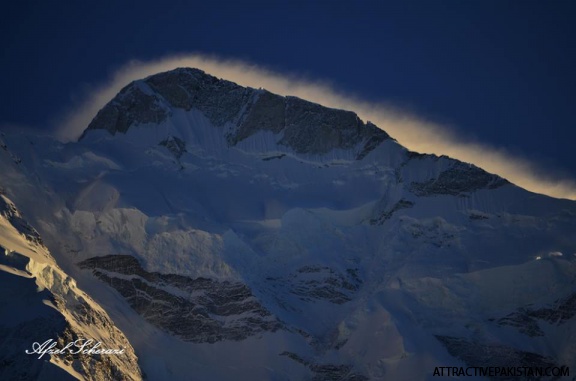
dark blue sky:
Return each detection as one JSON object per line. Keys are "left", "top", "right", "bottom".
{"left": 1, "top": 0, "right": 575, "bottom": 177}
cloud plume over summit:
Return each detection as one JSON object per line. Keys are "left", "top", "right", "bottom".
{"left": 55, "top": 54, "right": 576, "bottom": 200}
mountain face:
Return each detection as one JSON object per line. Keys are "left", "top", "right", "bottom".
{"left": 1, "top": 67, "right": 576, "bottom": 380}
{"left": 0, "top": 193, "right": 142, "bottom": 380}
{"left": 81, "top": 68, "right": 390, "bottom": 159}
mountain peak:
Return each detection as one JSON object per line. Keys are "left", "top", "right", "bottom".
{"left": 81, "top": 67, "right": 390, "bottom": 158}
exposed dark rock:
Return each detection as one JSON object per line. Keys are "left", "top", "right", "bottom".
{"left": 406, "top": 151, "right": 430, "bottom": 160}
{"left": 0, "top": 196, "right": 45, "bottom": 248}
{"left": 262, "top": 154, "right": 286, "bottom": 161}
{"left": 53, "top": 326, "right": 136, "bottom": 381}
{"left": 529, "top": 292, "right": 576, "bottom": 324}
{"left": 494, "top": 292, "right": 576, "bottom": 337}
{"left": 401, "top": 218, "right": 457, "bottom": 248}
{"left": 492, "top": 310, "right": 545, "bottom": 337}
{"left": 229, "top": 90, "right": 286, "bottom": 145}
{"left": 280, "top": 351, "right": 369, "bottom": 381}
{"left": 411, "top": 162, "right": 508, "bottom": 197}
{"left": 280, "top": 97, "right": 387, "bottom": 156}
{"left": 146, "top": 68, "right": 253, "bottom": 127}
{"left": 159, "top": 136, "right": 187, "bottom": 159}
{"left": 310, "top": 364, "right": 369, "bottom": 381}
{"left": 356, "top": 123, "right": 390, "bottom": 160}
{"left": 271, "top": 266, "right": 362, "bottom": 305}
{"left": 469, "top": 212, "right": 490, "bottom": 220}
{"left": 82, "top": 84, "right": 168, "bottom": 138}
{"left": 369, "top": 199, "right": 415, "bottom": 225}
{"left": 78, "top": 255, "right": 282, "bottom": 343}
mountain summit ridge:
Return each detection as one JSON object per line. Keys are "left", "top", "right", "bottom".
{"left": 82, "top": 67, "right": 390, "bottom": 159}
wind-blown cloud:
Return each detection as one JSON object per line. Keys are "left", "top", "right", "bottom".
{"left": 55, "top": 53, "right": 576, "bottom": 200}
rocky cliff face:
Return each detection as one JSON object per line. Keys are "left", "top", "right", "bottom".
{"left": 267, "top": 266, "right": 362, "bottom": 305}
{"left": 79, "top": 255, "right": 281, "bottom": 343}
{"left": 409, "top": 160, "right": 509, "bottom": 197}
{"left": 493, "top": 292, "right": 576, "bottom": 337}
{"left": 82, "top": 68, "right": 390, "bottom": 158}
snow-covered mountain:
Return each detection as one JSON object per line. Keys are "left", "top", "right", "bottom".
{"left": 1, "top": 67, "right": 575, "bottom": 380}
